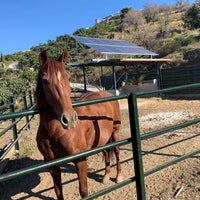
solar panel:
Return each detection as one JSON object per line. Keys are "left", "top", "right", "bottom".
{"left": 72, "top": 36, "right": 158, "bottom": 56}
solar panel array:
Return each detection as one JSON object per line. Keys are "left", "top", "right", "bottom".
{"left": 72, "top": 36, "right": 158, "bottom": 56}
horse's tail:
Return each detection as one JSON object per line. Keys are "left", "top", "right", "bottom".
{"left": 102, "top": 148, "right": 115, "bottom": 162}
{"left": 102, "top": 136, "right": 117, "bottom": 161}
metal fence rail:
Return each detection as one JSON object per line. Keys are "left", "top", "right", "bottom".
{"left": 0, "top": 84, "right": 200, "bottom": 199}
{"left": 0, "top": 90, "right": 35, "bottom": 160}
{"left": 131, "top": 83, "right": 200, "bottom": 200}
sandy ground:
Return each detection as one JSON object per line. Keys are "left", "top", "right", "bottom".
{"left": 0, "top": 97, "right": 200, "bottom": 200}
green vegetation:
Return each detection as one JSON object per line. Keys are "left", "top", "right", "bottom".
{"left": 183, "top": 0, "right": 200, "bottom": 29}
{"left": 0, "top": 69, "right": 36, "bottom": 105}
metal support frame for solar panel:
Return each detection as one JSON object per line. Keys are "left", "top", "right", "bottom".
{"left": 69, "top": 36, "right": 171, "bottom": 94}
{"left": 69, "top": 59, "right": 172, "bottom": 94}
{"left": 71, "top": 35, "right": 158, "bottom": 60}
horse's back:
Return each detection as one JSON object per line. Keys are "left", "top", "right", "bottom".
{"left": 78, "top": 91, "right": 120, "bottom": 114}
{"left": 78, "top": 91, "right": 113, "bottom": 101}
{"left": 77, "top": 91, "right": 121, "bottom": 124}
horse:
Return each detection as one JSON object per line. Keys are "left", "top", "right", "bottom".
{"left": 35, "top": 49, "right": 123, "bottom": 199}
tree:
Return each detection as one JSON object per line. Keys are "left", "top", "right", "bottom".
{"left": 131, "top": 23, "right": 158, "bottom": 51}
{"left": 176, "top": 0, "right": 190, "bottom": 10}
{"left": 122, "top": 8, "right": 145, "bottom": 32}
{"left": 143, "top": 3, "right": 160, "bottom": 24}
{"left": 183, "top": 0, "right": 200, "bottom": 29}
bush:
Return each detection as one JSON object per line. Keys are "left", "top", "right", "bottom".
{"left": 0, "top": 69, "right": 36, "bottom": 105}
{"left": 174, "top": 34, "right": 195, "bottom": 46}
{"left": 0, "top": 84, "right": 12, "bottom": 105}
{"left": 158, "top": 39, "right": 180, "bottom": 57}
{"left": 183, "top": 3, "right": 200, "bottom": 29}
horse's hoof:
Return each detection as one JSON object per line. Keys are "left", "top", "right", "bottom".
{"left": 102, "top": 176, "right": 110, "bottom": 184}
{"left": 116, "top": 175, "right": 123, "bottom": 183}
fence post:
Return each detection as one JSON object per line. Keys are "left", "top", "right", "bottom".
{"left": 29, "top": 90, "right": 33, "bottom": 107}
{"left": 128, "top": 93, "right": 146, "bottom": 200}
{"left": 23, "top": 92, "right": 30, "bottom": 130}
{"left": 9, "top": 96, "right": 19, "bottom": 151}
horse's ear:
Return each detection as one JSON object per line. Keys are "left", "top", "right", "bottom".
{"left": 39, "top": 50, "right": 48, "bottom": 66}
{"left": 58, "top": 49, "right": 68, "bottom": 63}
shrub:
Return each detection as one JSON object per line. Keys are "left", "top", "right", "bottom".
{"left": 0, "top": 84, "right": 12, "bottom": 105}
{"left": 174, "top": 34, "right": 195, "bottom": 46}
{"left": 158, "top": 39, "right": 180, "bottom": 57}
{"left": 0, "top": 69, "right": 36, "bottom": 105}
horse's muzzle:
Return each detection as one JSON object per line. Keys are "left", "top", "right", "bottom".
{"left": 60, "top": 111, "right": 78, "bottom": 129}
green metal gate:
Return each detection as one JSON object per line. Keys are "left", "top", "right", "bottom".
{"left": 0, "top": 83, "right": 200, "bottom": 199}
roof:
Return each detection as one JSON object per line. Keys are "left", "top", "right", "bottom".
{"left": 68, "top": 58, "right": 172, "bottom": 68}
{"left": 71, "top": 36, "right": 158, "bottom": 57}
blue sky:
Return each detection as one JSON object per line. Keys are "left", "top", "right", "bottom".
{"left": 0, "top": 0, "right": 195, "bottom": 55}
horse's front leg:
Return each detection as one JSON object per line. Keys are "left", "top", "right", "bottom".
{"left": 49, "top": 165, "right": 64, "bottom": 200}
{"left": 74, "top": 158, "right": 88, "bottom": 198}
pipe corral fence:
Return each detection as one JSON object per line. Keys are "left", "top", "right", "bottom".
{"left": 0, "top": 84, "right": 200, "bottom": 199}
{"left": 0, "top": 90, "right": 35, "bottom": 161}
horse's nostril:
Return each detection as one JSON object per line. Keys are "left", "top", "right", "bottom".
{"left": 61, "top": 114, "right": 68, "bottom": 125}
{"left": 60, "top": 112, "right": 77, "bottom": 129}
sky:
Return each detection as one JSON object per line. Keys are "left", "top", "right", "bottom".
{"left": 0, "top": 0, "right": 195, "bottom": 55}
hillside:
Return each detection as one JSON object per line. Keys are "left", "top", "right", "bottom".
{"left": 1, "top": 3, "right": 200, "bottom": 75}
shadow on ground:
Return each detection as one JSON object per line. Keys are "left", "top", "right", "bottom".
{"left": 0, "top": 156, "right": 108, "bottom": 199}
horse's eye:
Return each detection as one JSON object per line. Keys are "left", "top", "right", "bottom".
{"left": 42, "top": 79, "right": 49, "bottom": 84}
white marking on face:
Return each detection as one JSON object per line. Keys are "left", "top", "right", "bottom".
{"left": 57, "top": 71, "right": 61, "bottom": 82}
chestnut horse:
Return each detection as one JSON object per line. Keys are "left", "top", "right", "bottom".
{"left": 36, "top": 49, "right": 123, "bottom": 199}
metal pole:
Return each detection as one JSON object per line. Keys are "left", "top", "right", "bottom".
{"left": 23, "top": 92, "right": 30, "bottom": 130}
{"left": 76, "top": 40, "right": 79, "bottom": 63}
{"left": 82, "top": 66, "right": 87, "bottom": 92}
{"left": 112, "top": 65, "right": 117, "bottom": 91}
{"left": 128, "top": 93, "right": 146, "bottom": 200}
{"left": 9, "top": 97, "right": 19, "bottom": 150}
{"left": 29, "top": 90, "right": 33, "bottom": 107}
{"left": 156, "top": 63, "right": 161, "bottom": 89}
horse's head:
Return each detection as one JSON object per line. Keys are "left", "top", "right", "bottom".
{"left": 37, "top": 49, "right": 78, "bottom": 129}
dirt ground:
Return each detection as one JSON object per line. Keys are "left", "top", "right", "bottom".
{"left": 0, "top": 97, "right": 200, "bottom": 200}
